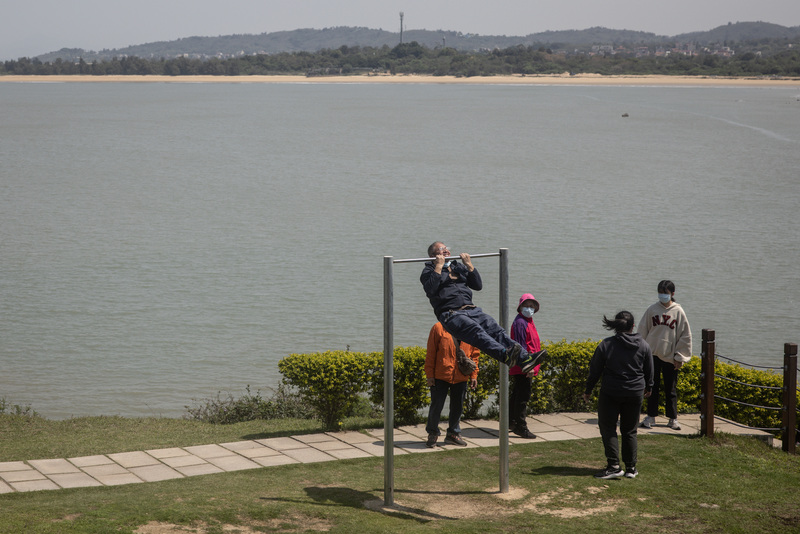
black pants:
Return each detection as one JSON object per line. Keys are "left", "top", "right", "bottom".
{"left": 597, "top": 391, "right": 643, "bottom": 468}
{"left": 509, "top": 374, "right": 532, "bottom": 430}
{"left": 646, "top": 358, "right": 679, "bottom": 419}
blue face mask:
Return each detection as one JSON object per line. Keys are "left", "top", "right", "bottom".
{"left": 520, "top": 307, "right": 536, "bottom": 318}
{"left": 443, "top": 261, "right": 452, "bottom": 269}
{"left": 658, "top": 293, "right": 671, "bottom": 304}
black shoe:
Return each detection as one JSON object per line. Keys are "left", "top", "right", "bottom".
{"left": 512, "top": 427, "right": 536, "bottom": 439}
{"left": 426, "top": 434, "right": 438, "bottom": 448}
{"left": 593, "top": 465, "right": 623, "bottom": 479}
{"left": 624, "top": 466, "right": 638, "bottom": 479}
{"left": 518, "top": 349, "right": 547, "bottom": 374}
{"left": 505, "top": 344, "right": 522, "bottom": 367}
{"left": 443, "top": 433, "right": 467, "bottom": 447}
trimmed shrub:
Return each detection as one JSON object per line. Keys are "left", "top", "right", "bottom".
{"left": 464, "top": 354, "right": 499, "bottom": 419}
{"left": 544, "top": 339, "right": 599, "bottom": 412}
{"left": 713, "top": 359, "right": 784, "bottom": 431}
{"left": 279, "top": 351, "right": 375, "bottom": 430}
{"left": 368, "top": 347, "right": 430, "bottom": 426}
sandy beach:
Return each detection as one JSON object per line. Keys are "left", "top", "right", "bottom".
{"left": 2, "top": 73, "right": 799, "bottom": 87}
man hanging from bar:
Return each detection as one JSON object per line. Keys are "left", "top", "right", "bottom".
{"left": 420, "top": 242, "right": 545, "bottom": 375}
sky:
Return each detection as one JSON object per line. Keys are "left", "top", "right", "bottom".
{"left": 2, "top": 0, "right": 799, "bottom": 61}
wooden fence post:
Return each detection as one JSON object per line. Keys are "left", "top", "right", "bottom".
{"left": 782, "top": 343, "right": 797, "bottom": 454}
{"left": 700, "top": 329, "right": 715, "bottom": 438}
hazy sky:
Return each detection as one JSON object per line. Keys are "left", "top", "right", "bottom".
{"left": 2, "top": 0, "right": 799, "bottom": 61}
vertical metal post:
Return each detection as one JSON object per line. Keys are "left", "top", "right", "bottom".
{"left": 700, "top": 329, "right": 715, "bottom": 438}
{"left": 383, "top": 256, "right": 394, "bottom": 506}
{"left": 498, "top": 248, "right": 510, "bottom": 493}
{"left": 782, "top": 343, "right": 797, "bottom": 454}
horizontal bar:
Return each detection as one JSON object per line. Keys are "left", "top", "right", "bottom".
{"left": 391, "top": 252, "right": 501, "bottom": 264}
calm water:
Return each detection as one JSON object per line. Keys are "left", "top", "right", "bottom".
{"left": 1, "top": 81, "right": 799, "bottom": 419}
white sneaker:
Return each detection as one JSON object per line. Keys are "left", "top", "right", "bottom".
{"left": 640, "top": 416, "right": 654, "bottom": 429}
{"left": 667, "top": 419, "right": 681, "bottom": 430}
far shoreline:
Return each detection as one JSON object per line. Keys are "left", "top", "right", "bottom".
{"left": 2, "top": 73, "right": 800, "bottom": 87}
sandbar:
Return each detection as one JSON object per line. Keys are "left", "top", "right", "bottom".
{"left": 1, "top": 73, "right": 799, "bottom": 87}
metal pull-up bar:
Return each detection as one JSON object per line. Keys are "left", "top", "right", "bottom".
{"left": 383, "top": 248, "right": 510, "bottom": 507}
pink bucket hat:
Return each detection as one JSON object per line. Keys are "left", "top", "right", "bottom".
{"left": 517, "top": 293, "right": 540, "bottom": 313}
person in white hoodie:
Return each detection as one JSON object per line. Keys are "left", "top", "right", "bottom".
{"left": 638, "top": 280, "right": 692, "bottom": 431}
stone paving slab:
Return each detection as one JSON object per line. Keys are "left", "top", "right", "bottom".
{"left": 330, "top": 431, "right": 376, "bottom": 444}
{"left": 147, "top": 447, "right": 189, "bottom": 459}
{"left": 108, "top": 451, "right": 160, "bottom": 468}
{"left": 160, "top": 454, "right": 206, "bottom": 468}
{"left": 325, "top": 448, "right": 376, "bottom": 460}
{"left": 129, "top": 464, "right": 184, "bottom": 482}
{"left": 183, "top": 444, "right": 236, "bottom": 459}
{"left": 281, "top": 448, "right": 337, "bottom": 463}
{"left": 48, "top": 472, "right": 104, "bottom": 489}
{"left": 0, "top": 412, "right": 779, "bottom": 494}
{"left": 1, "top": 468, "right": 48, "bottom": 483}
{"left": 175, "top": 463, "right": 225, "bottom": 477}
{"left": 206, "top": 455, "right": 262, "bottom": 472}
{"left": 10, "top": 479, "right": 61, "bottom": 492}
{"left": 256, "top": 437, "right": 307, "bottom": 451}
{"left": 69, "top": 455, "right": 113, "bottom": 467}
{"left": 252, "top": 455, "right": 300, "bottom": 468}
{"left": 27, "top": 459, "right": 80, "bottom": 475}
{"left": 0, "top": 461, "right": 29, "bottom": 472}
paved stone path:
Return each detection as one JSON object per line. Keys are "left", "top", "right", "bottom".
{"left": 0, "top": 413, "right": 774, "bottom": 493}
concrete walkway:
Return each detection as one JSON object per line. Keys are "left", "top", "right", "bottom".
{"left": 0, "top": 413, "right": 774, "bottom": 493}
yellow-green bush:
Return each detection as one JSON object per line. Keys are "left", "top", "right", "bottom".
{"left": 464, "top": 354, "right": 499, "bottom": 419}
{"left": 278, "top": 344, "right": 793, "bottom": 435}
{"left": 367, "top": 346, "right": 430, "bottom": 426}
{"left": 278, "top": 350, "right": 375, "bottom": 430}
{"left": 544, "top": 339, "right": 599, "bottom": 412}
{"left": 712, "top": 359, "right": 784, "bottom": 431}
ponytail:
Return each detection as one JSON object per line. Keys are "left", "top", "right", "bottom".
{"left": 602, "top": 310, "right": 635, "bottom": 334}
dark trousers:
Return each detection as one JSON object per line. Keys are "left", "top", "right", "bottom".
{"left": 426, "top": 379, "right": 468, "bottom": 436}
{"left": 509, "top": 374, "right": 532, "bottom": 430}
{"left": 646, "top": 358, "right": 679, "bottom": 419}
{"left": 440, "top": 307, "right": 521, "bottom": 363}
{"left": 597, "top": 391, "right": 643, "bottom": 468}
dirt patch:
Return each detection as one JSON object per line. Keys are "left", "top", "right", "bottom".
{"left": 521, "top": 488, "right": 622, "bottom": 518}
{"left": 135, "top": 515, "right": 332, "bottom": 534}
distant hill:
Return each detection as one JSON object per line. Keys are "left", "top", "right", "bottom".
{"left": 674, "top": 21, "right": 800, "bottom": 43}
{"left": 34, "top": 21, "right": 800, "bottom": 63}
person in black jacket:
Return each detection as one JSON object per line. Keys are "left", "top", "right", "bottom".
{"left": 420, "top": 242, "right": 544, "bottom": 375}
{"left": 584, "top": 311, "right": 654, "bottom": 480}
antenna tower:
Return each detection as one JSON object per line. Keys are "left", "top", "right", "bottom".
{"left": 399, "top": 12, "right": 404, "bottom": 44}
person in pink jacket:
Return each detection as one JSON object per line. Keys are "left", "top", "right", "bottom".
{"left": 508, "top": 293, "right": 543, "bottom": 439}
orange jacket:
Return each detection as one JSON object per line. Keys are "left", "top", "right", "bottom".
{"left": 425, "top": 322, "right": 481, "bottom": 384}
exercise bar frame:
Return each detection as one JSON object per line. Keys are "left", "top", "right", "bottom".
{"left": 383, "top": 248, "right": 511, "bottom": 507}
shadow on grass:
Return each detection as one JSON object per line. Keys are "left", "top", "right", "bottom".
{"left": 261, "top": 486, "right": 454, "bottom": 522}
{"left": 529, "top": 465, "right": 597, "bottom": 477}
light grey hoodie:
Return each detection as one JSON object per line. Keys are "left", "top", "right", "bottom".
{"left": 637, "top": 300, "right": 692, "bottom": 364}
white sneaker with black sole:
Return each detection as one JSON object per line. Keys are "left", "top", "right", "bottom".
{"left": 640, "top": 415, "right": 654, "bottom": 429}
{"left": 667, "top": 419, "right": 681, "bottom": 430}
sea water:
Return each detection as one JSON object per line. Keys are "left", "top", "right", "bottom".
{"left": 1, "top": 81, "right": 798, "bottom": 418}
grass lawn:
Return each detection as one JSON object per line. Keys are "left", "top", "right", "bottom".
{"left": 1, "top": 415, "right": 798, "bottom": 533}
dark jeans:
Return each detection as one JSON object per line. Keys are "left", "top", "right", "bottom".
{"left": 509, "top": 374, "right": 532, "bottom": 430}
{"left": 597, "top": 390, "right": 643, "bottom": 468}
{"left": 646, "top": 358, "right": 679, "bottom": 419}
{"left": 440, "top": 307, "right": 521, "bottom": 363}
{"left": 426, "top": 379, "right": 468, "bottom": 436}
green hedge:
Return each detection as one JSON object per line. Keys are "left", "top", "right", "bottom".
{"left": 278, "top": 342, "right": 795, "bottom": 434}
